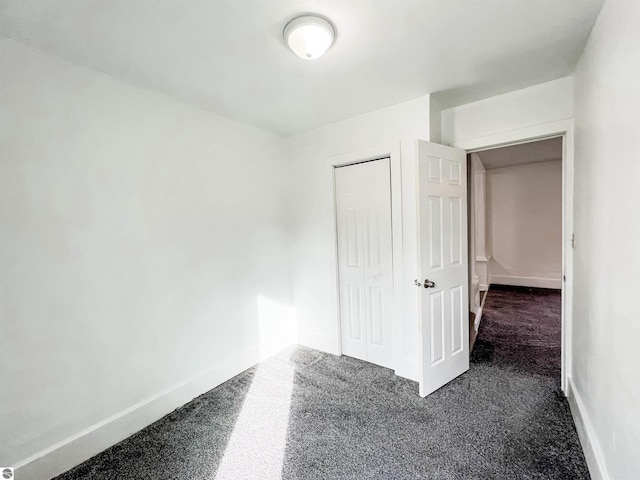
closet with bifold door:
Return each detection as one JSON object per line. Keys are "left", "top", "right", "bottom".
{"left": 334, "top": 158, "right": 394, "bottom": 369}
{"left": 334, "top": 140, "right": 469, "bottom": 397}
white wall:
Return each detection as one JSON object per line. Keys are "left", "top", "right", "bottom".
{"left": 287, "top": 95, "right": 430, "bottom": 381}
{"left": 571, "top": 1, "right": 640, "bottom": 478}
{"left": 441, "top": 77, "right": 573, "bottom": 146}
{"left": 429, "top": 96, "right": 443, "bottom": 144}
{"left": 487, "top": 160, "right": 562, "bottom": 289}
{"left": 0, "top": 39, "right": 294, "bottom": 478}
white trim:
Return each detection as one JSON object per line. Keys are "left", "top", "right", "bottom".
{"left": 454, "top": 119, "right": 571, "bottom": 152}
{"left": 473, "top": 165, "right": 489, "bottom": 261}
{"left": 473, "top": 306, "right": 483, "bottom": 333}
{"left": 474, "top": 286, "right": 489, "bottom": 333}
{"left": 398, "top": 138, "right": 421, "bottom": 381}
{"left": 326, "top": 144, "right": 410, "bottom": 377}
{"left": 488, "top": 275, "right": 562, "bottom": 290}
{"left": 14, "top": 334, "right": 295, "bottom": 480}
{"left": 567, "top": 377, "right": 610, "bottom": 480}
{"left": 451, "top": 118, "right": 574, "bottom": 395}
{"left": 560, "top": 125, "right": 574, "bottom": 394}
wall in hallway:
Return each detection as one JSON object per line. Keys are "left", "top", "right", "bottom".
{"left": 487, "top": 160, "right": 563, "bottom": 289}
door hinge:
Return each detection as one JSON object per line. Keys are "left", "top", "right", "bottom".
{"left": 571, "top": 233, "right": 575, "bottom": 249}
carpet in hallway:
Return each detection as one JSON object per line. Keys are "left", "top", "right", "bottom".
{"left": 472, "top": 284, "right": 563, "bottom": 379}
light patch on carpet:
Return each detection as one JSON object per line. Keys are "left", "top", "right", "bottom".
{"left": 213, "top": 350, "right": 294, "bottom": 480}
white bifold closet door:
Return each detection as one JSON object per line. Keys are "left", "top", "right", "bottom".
{"left": 335, "top": 158, "right": 394, "bottom": 369}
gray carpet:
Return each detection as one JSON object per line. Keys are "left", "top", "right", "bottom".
{"left": 55, "top": 287, "right": 589, "bottom": 479}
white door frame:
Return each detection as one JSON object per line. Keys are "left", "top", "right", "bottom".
{"left": 453, "top": 119, "right": 574, "bottom": 394}
{"left": 327, "top": 143, "right": 406, "bottom": 375}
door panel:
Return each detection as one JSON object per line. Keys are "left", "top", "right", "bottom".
{"left": 336, "top": 159, "right": 394, "bottom": 369}
{"left": 427, "top": 196, "right": 443, "bottom": 270}
{"left": 451, "top": 285, "right": 464, "bottom": 354}
{"left": 346, "top": 209, "right": 360, "bottom": 267}
{"left": 347, "top": 284, "right": 364, "bottom": 342}
{"left": 336, "top": 165, "right": 367, "bottom": 361}
{"left": 429, "top": 290, "right": 445, "bottom": 365}
{"left": 450, "top": 197, "right": 462, "bottom": 266}
{"left": 369, "top": 286, "right": 384, "bottom": 345}
{"left": 417, "top": 141, "right": 469, "bottom": 397}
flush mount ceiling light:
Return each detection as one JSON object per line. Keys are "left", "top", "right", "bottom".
{"left": 283, "top": 15, "right": 335, "bottom": 60}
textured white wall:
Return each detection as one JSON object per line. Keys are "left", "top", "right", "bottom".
{"left": 0, "top": 38, "right": 294, "bottom": 474}
{"left": 572, "top": 1, "right": 640, "bottom": 478}
{"left": 487, "top": 160, "right": 562, "bottom": 288}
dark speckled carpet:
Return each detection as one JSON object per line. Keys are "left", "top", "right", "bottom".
{"left": 472, "top": 284, "right": 563, "bottom": 380}
{"left": 55, "top": 285, "right": 589, "bottom": 479}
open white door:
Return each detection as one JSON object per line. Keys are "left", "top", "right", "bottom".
{"left": 416, "top": 140, "right": 469, "bottom": 397}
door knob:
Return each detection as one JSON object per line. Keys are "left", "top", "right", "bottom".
{"left": 423, "top": 279, "right": 436, "bottom": 288}
{"left": 414, "top": 279, "right": 422, "bottom": 287}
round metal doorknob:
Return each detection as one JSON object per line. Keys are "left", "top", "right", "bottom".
{"left": 414, "top": 279, "right": 422, "bottom": 287}
{"left": 423, "top": 279, "right": 436, "bottom": 288}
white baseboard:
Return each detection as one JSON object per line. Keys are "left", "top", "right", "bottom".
{"left": 566, "top": 377, "right": 609, "bottom": 480}
{"left": 14, "top": 333, "right": 295, "bottom": 480}
{"left": 489, "top": 275, "right": 561, "bottom": 289}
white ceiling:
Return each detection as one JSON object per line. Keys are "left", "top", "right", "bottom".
{"left": 0, "top": 0, "right": 603, "bottom": 136}
{"left": 476, "top": 137, "right": 563, "bottom": 170}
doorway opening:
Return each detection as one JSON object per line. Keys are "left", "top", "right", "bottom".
{"left": 467, "top": 136, "right": 564, "bottom": 382}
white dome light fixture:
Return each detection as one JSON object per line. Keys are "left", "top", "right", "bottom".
{"left": 283, "top": 15, "right": 335, "bottom": 60}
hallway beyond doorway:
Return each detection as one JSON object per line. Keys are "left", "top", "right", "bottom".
{"left": 473, "top": 284, "right": 562, "bottom": 379}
